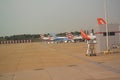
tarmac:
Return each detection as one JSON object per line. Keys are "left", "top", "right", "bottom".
{"left": 0, "top": 42, "right": 120, "bottom": 80}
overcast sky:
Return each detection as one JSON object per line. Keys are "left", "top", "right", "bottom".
{"left": 0, "top": 0, "right": 120, "bottom": 36}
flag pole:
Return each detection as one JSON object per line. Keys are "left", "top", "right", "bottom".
{"left": 104, "top": 0, "right": 109, "bottom": 51}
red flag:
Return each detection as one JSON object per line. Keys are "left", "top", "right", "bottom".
{"left": 97, "top": 18, "right": 106, "bottom": 25}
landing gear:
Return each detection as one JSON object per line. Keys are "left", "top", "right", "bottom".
{"left": 86, "top": 40, "right": 96, "bottom": 56}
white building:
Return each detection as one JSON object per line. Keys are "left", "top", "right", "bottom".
{"left": 95, "top": 24, "right": 120, "bottom": 53}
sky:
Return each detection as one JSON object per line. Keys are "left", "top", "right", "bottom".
{"left": 0, "top": 0, "right": 120, "bottom": 36}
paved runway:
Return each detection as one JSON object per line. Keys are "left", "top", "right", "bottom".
{"left": 0, "top": 42, "right": 120, "bottom": 80}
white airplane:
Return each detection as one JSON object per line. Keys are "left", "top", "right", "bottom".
{"left": 73, "top": 35, "right": 83, "bottom": 42}
{"left": 66, "top": 32, "right": 74, "bottom": 42}
{"left": 43, "top": 32, "right": 80, "bottom": 43}
{"left": 66, "top": 32, "right": 83, "bottom": 42}
{"left": 40, "top": 32, "right": 83, "bottom": 43}
{"left": 50, "top": 33, "right": 68, "bottom": 43}
{"left": 80, "top": 18, "right": 106, "bottom": 56}
{"left": 81, "top": 30, "right": 96, "bottom": 40}
{"left": 80, "top": 18, "right": 106, "bottom": 42}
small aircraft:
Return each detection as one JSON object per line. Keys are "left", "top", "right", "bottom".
{"left": 66, "top": 32, "right": 83, "bottom": 42}
{"left": 80, "top": 29, "right": 96, "bottom": 56}
{"left": 80, "top": 30, "right": 96, "bottom": 41}
{"left": 40, "top": 33, "right": 73, "bottom": 43}
{"left": 66, "top": 32, "right": 74, "bottom": 42}
{"left": 40, "top": 32, "right": 83, "bottom": 43}
{"left": 73, "top": 35, "right": 83, "bottom": 42}
{"left": 80, "top": 18, "right": 106, "bottom": 56}
{"left": 50, "top": 33, "right": 68, "bottom": 43}
{"left": 49, "top": 32, "right": 83, "bottom": 43}
{"left": 80, "top": 18, "right": 106, "bottom": 41}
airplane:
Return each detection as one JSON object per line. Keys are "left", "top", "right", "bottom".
{"left": 80, "top": 29, "right": 96, "bottom": 56}
{"left": 80, "top": 30, "right": 96, "bottom": 40}
{"left": 40, "top": 33, "right": 73, "bottom": 43}
{"left": 80, "top": 18, "right": 106, "bottom": 56}
{"left": 66, "top": 32, "right": 83, "bottom": 42}
{"left": 50, "top": 33, "right": 68, "bottom": 43}
{"left": 80, "top": 18, "right": 106, "bottom": 42}
{"left": 49, "top": 32, "right": 83, "bottom": 43}
{"left": 40, "top": 32, "right": 83, "bottom": 43}
{"left": 73, "top": 35, "right": 83, "bottom": 42}
{"left": 66, "top": 32, "right": 75, "bottom": 42}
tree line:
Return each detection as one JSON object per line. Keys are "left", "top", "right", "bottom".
{"left": 0, "top": 31, "right": 88, "bottom": 41}
{"left": 0, "top": 34, "right": 40, "bottom": 42}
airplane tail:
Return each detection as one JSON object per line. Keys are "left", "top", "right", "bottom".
{"left": 66, "top": 32, "right": 73, "bottom": 39}
{"left": 80, "top": 30, "right": 90, "bottom": 40}
{"left": 97, "top": 18, "right": 106, "bottom": 25}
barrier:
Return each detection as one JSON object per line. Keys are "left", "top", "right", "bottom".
{"left": 12, "top": 40, "right": 14, "bottom": 44}
{"left": 0, "top": 40, "right": 32, "bottom": 44}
